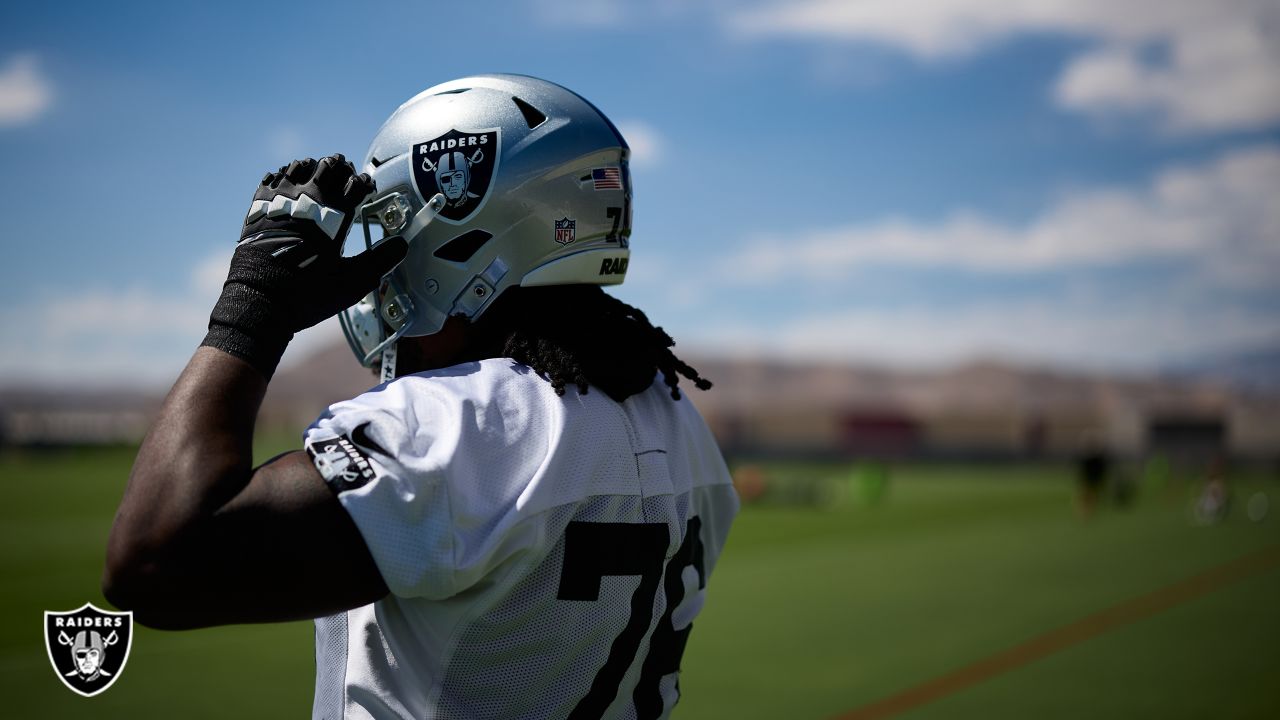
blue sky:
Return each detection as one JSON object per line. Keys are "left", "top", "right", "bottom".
{"left": 1, "top": 0, "right": 1277, "bottom": 388}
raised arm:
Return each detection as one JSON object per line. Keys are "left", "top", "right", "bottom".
{"left": 103, "top": 156, "right": 406, "bottom": 629}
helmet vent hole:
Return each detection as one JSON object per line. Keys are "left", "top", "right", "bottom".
{"left": 369, "top": 152, "right": 405, "bottom": 169}
{"left": 434, "top": 229, "right": 494, "bottom": 263}
{"left": 512, "top": 96, "right": 547, "bottom": 130}
{"left": 434, "top": 88, "right": 470, "bottom": 95}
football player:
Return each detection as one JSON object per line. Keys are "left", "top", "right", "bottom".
{"left": 104, "top": 74, "right": 739, "bottom": 719}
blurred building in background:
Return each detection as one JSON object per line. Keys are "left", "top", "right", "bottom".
{"left": 5, "top": 343, "right": 1276, "bottom": 480}
{"left": 689, "top": 357, "right": 1277, "bottom": 468}
{"left": 0, "top": 390, "right": 154, "bottom": 447}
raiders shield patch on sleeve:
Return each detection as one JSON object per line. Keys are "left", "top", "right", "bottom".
{"left": 307, "top": 422, "right": 383, "bottom": 493}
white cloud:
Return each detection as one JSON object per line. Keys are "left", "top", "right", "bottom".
{"left": 1054, "top": 14, "right": 1280, "bottom": 133}
{"left": 730, "top": 0, "right": 1026, "bottom": 58}
{"left": 612, "top": 252, "right": 710, "bottom": 312}
{"left": 0, "top": 54, "right": 53, "bottom": 127}
{"left": 40, "top": 249, "right": 229, "bottom": 344}
{"left": 527, "top": 0, "right": 700, "bottom": 27}
{"left": 0, "top": 250, "right": 227, "bottom": 387}
{"left": 193, "top": 251, "right": 232, "bottom": 296}
{"left": 526, "top": 1, "right": 1280, "bottom": 133}
{"left": 728, "top": 144, "right": 1280, "bottom": 284}
{"left": 728, "top": 0, "right": 1280, "bottom": 133}
{"left": 266, "top": 126, "right": 306, "bottom": 164}
{"left": 697, "top": 144, "right": 1280, "bottom": 369}
{"left": 0, "top": 248, "right": 344, "bottom": 387}
{"left": 528, "top": 0, "right": 628, "bottom": 27}
{"left": 615, "top": 120, "right": 664, "bottom": 168}
{"left": 695, "top": 295, "right": 1280, "bottom": 371}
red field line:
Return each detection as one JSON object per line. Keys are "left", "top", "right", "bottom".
{"left": 834, "top": 544, "right": 1280, "bottom": 720}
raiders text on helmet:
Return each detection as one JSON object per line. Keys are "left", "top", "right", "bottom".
{"left": 339, "top": 74, "right": 633, "bottom": 372}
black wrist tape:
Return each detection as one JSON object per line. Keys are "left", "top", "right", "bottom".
{"left": 200, "top": 245, "right": 299, "bottom": 379}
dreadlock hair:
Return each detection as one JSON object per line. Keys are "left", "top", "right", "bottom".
{"left": 469, "top": 285, "right": 711, "bottom": 402}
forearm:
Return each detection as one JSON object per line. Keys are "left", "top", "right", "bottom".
{"left": 103, "top": 155, "right": 400, "bottom": 622}
{"left": 104, "top": 346, "right": 392, "bottom": 627}
{"left": 106, "top": 348, "right": 266, "bottom": 590}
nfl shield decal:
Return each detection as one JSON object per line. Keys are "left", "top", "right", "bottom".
{"left": 555, "top": 217, "right": 576, "bottom": 245}
{"left": 411, "top": 128, "right": 501, "bottom": 224}
{"left": 44, "top": 603, "right": 133, "bottom": 697}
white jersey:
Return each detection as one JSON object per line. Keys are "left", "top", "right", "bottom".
{"left": 302, "top": 358, "right": 738, "bottom": 720}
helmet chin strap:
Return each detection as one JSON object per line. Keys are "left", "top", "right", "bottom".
{"left": 380, "top": 344, "right": 398, "bottom": 384}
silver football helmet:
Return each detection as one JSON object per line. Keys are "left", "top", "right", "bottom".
{"left": 339, "top": 74, "right": 633, "bottom": 378}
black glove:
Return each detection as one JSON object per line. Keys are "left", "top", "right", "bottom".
{"left": 201, "top": 154, "right": 408, "bottom": 379}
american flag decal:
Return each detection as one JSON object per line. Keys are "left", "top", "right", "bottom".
{"left": 591, "top": 167, "right": 622, "bottom": 190}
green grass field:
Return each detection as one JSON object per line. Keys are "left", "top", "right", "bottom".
{"left": 2, "top": 445, "right": 1277, "bottom": 718}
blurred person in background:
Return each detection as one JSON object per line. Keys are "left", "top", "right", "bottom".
{"left": 1193, "top": 454, "right": 1231, "bottom": 524}
{"left": 1076, "top": 430, "right": 1111, "bottom": 518}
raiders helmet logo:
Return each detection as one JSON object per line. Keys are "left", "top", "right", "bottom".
{"left": 411, "top": 128, "right": 501, "bottom": 224}
{"left": 44, "top": 603, "right": 133, "bottom": 697}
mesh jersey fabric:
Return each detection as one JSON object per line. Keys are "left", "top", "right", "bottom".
{"left": 302, "top": 358, "right": 738, "bottom": 720}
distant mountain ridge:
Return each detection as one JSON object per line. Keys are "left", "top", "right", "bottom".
{"left": 1168, "top": 343, "right": 1280, "bottom": 393}
{"left": 4, "top": 341, "right": 1276, "bottom": 455}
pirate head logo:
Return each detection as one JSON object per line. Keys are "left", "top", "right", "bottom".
{"left": 44, "top": 603, "right": 132, "bottom": 697}
{"left": 313, "top": 443, "right": 359, "bottom": 483}
{"left": 411, "top": 128, "right": 501, "bottom": 224}
{"left": 306, "top": 424, "right": 380, "bottom": 493}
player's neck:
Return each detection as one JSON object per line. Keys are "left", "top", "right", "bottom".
{"left": 394, "top": 316, "right": 507, "bottom": 377}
